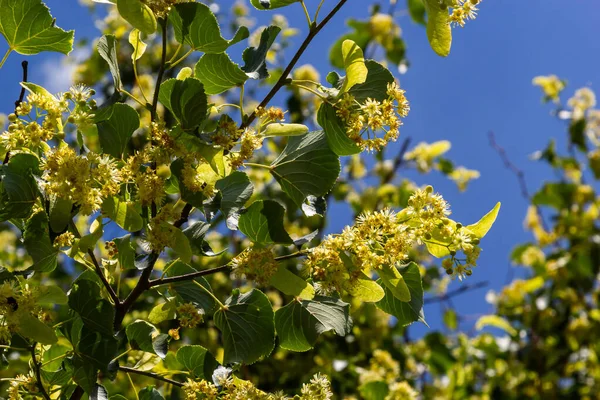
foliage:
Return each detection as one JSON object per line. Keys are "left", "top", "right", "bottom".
{"left": 0, "top": 0, "right": 551, "bottom": 399}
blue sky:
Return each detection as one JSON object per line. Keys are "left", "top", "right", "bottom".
{"left": 1, "top": 0, "right": 599, "bottom": 334}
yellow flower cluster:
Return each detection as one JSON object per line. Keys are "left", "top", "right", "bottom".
{"left": 256, "top": 106, "right": 286, "bottom": 123}
{"left": 359, "top": 350, "right": 400, "bottom": 385}
{"left": 568, "top": 87, "right": 597, "bottom": 120}
{"left": 181, "top": 162, "right": 217, "bottom": 197}
{"left": 144, "top": 0, "right": 192, "bottom": 17}
{"left": 182, "top": 374, "right": 332, "bottom": 400}
{"left": 54, "top": 231, "right": 75, "bottom": 248}
{"left": 0, "top": 282, "right": 48, "bottom": 345}
{"left": 404, "top": 140, "right": 451, "bottom": 172}
{"left": 307, "top": 186, "right": 484, "bottom": 290}
{"left": 386, "top": 382, "right": 418, "bottom": 400}
{"left": 183, "top": 379, "right": 219, "bottom": 400}
{"left": 524, "top": 206, "right": 556, "bottom": 247}
{"left": 231, "top": 247, "right": 278, "bottom": 286}
{"left": 1, "top": 85, "right": 96, "bottom": 154}
{"left": 43, "top": 147, "right": 122, "bottom": 215}
{"left": 177, "top": 303, "right": 204, "bottom": 328}
{"left": 449, "top": 0, "right": 481, "bottom": 28}
{"left": 335, "top": 82, "right": 409, "bottom": 151}
{"left": 7, "top": 373, "right": 37, "bottom": 400}
{"left": 121, "top": 150, "right": 168, "bottom": 207}
{"left": 532, "top": 75, "right": 565, "bottom": 102}
{"left": 230, "top": 128, "right": 264, "bottom": 170}
{"left": 212, "top": 117, "right": 243, "bottom": 150}
{"left": 448, "top": 166, "right": 480, "bottom": 191}
{"left": 146, "top": 204, "right": 179, "bottom": 252}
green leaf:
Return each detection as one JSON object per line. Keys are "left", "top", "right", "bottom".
{"left": 407, "top": 0, "right": 427, "bottom": 25}
{"left": 139, "top": 387, "right": 164, "bottom": 400}
{"left": 344, "top": 273, "right": 385, "bottom": 302}
{"left": 423, "top": 0, "right": 452, "bottom": 57}
{"left": 378, "top": 264, "right": 411, "bottom": 302}
{"left": 340, "top": 40, "right": 368, "bottom": 93}
{"left": 170, "top": 227, "right": 193, "bottom": 263}
{"left": 102, "top": 196, "right": 142, "bottom": 232}
{"left": 72, "top": 355, "right": 97, "bottom": 394}
{"left": 0, "top": 153, "right": 40, "bottom": 221}
{"left": 214, "top": 289, "right": 275, "bottom": 364}
{"left": 148, "top": 299, "right": 177, "bottom": 324}
{"left": 17, "top": 313, "right": 57, "bottom": 344}
{"left": 465, "top": 202, "right": 501, "bottom": 239}
{"left": 23, "top": 211, "right": 58, "bottom": 272}
{"left": 359, "top": 381, "right": 389, "bottom": 400}
{"left": 176, "top": 345, "right": 218, "bottom": 379}
{"left": 349, "top": 60, "right": 395, "bottom": 102}
{"left": 113, "top": 234, "right": 136, "bottom": 269}
{"left": 242, "top": 26, "right": 280, "bottom": 80}
{"left": 78, "top": 217, "right": 104, "bottom": 253}
{"left": 269, "top": 266, "right": 315, "bottom": 300}
{"left": 164, "top": 261, "right": 216, "bottom": 313}
{"left": 117, "top": 0, "right": 157, "bottom": 35}
{"left": 275, "top": 296, "right": 352, "bottom": 352}
{"left": 238, "top": 200, "right": 293, "bottom": 245}
{"left": 215, "top": 171, "right": 254, "bottom": 227}
{"left": 195, "top": 53, "right": 248, "bottom": 95}
{"left": 270, "top": 131, "right": 340, "bottom": 210}
{"left": 376, "top": 263, "right": 427, "bottom": 327}
{"left": 170, "top": 2, "right": 249, "bottom": 53}
{"left": 475, "top": 315, "right": 517, "bottom": 336}
{"left": 158, "top": 78, "right": 207, "bottom": 131}
{"left": 0, "top": 0, "right": 74, "bottom": 56}
{"left": 126, "top": 320, "right": 157, "bottom": 354}
{"left": 317, "top": 103, "right": 361, "bottom": 156}
{"left": 37, "top": 285, "right": 68, "bottom": 305}
{"left": 68, "top": 280, "right": 115, "bottom": 336}
{"left": 49, "top": 197, "right": 73, "bottom": 233}
{"left": 78, "top": 327, "right": 118, "bottom": 371}
{"left": 97, "top": 35, "right": 122, "bottom": 92}
{"left": 97, "top": 103, "right": 140, "bottom": 159}
{"left": 250, "top": 0, "right": 299, "bottom": 10}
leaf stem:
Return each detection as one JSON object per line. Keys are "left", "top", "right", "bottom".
{"left": 274, "top": 250, "right": 309, "bottom": 261}
{"left": 121, "top": 89, "right": 147, "bottom": 108}
{"left": 0, "top": 49, "right": 11, "bottom": 69}
{"left": 243, "top": 162, "right": 271, "bottom": 170}
{"left": 288, "top": 81, "right": 329, "bottom": 101}
{"left": 239, "top": 84, "right": 246, "bottom": 122}
{"left": 240, "top": 0, "right": 350, "bottom": 129}
{"left": 119, "top": 366, "right": 185, "bottom": 387}
{"left": 300, "top": 0, "right": 312, "bottom": 27}
{"left": 167, "top": 49, "right": 194, "bottom": 71}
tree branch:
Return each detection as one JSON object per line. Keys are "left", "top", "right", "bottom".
{"left": 424, "top": 281, "right": 488, "bottom": 305}
{"left": 240, "top": 0, "right": 349, "bottom": 129}
{"left": 151, "top": 17, "right": 168, "bottom": 122}
{"left": 382, "top": 137, "right": 412, "bottom": 184}
{"left": 30, "top": 344, "right": 51, "bottom": 400}
{"left": 119, "top": 366, "right": 184, "bottom": 388}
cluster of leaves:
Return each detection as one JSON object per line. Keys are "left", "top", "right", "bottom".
{"left": 0, "top": 0, "right": 498, "bottom": 399}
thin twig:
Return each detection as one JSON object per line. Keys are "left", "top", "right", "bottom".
{"left": 424, "top": 281, "right": 488, "bottom": 305}
{"left": 151, "top": 17, "right": 168, "bottom": 122}
{"left": 30, "top": 344, "right": 51, "bottom": 400}
{"left": 119, "top": 366, "right": 184, "bottom": 388}
{"left": 240, "top": 0, "right": 349, "bottom": 129}
{"left": 14, "top": 61, "right": 28, "bottom": 115}
{"left": 382, "top": 137, "right": 412, "bottom": 184}
{"left": 488, "top": 131, "right": 550, "bottom": 231}
{"left": 148, "top": 264, "right": 231, "bottom": 288}
{"left": 174, "top": 203, "right": 193, "bottom": 228}
{"left": 69, "top": 221, "right": 121, "bottom": 306}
